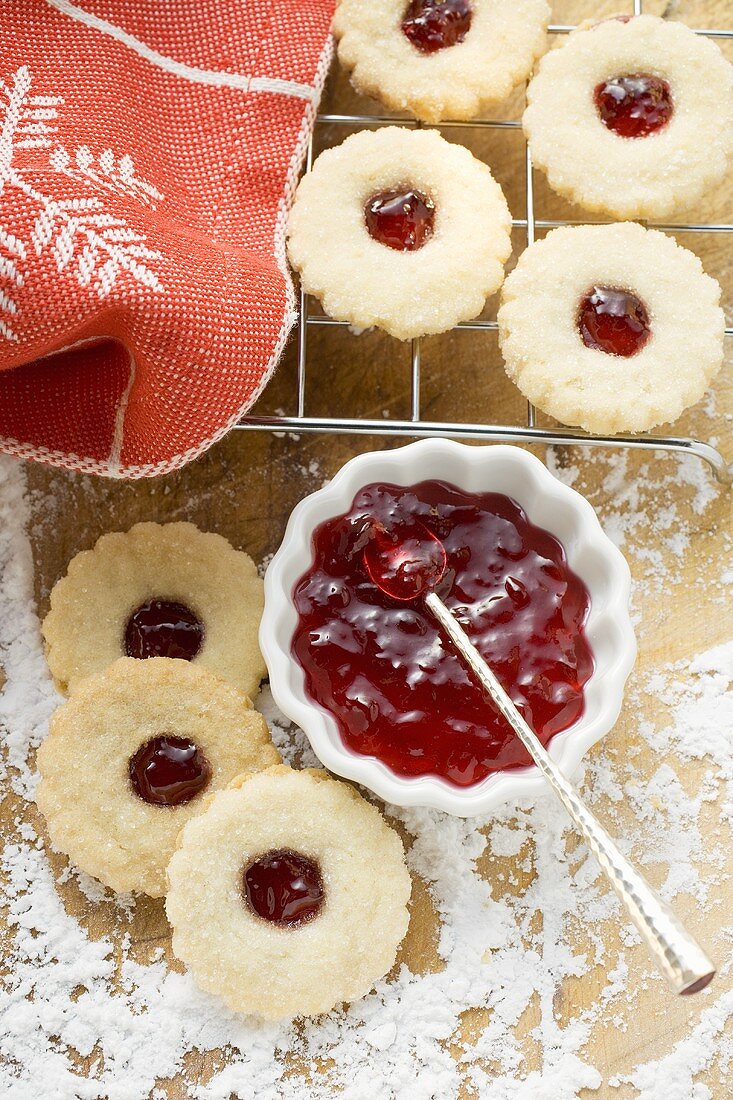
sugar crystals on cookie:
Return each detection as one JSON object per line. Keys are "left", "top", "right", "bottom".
{"left": 42, "top": 521, "right": 266, "bottom": 697}
{"left": 166, "top": 766, "right": 412, "bottom": 1019}
{"left": 334, "top": 0, "right": 549, "bottom": 123}
{"left": 36, "top": 658, "right": 280, "bottom": 897}
{"left": 287, "top": 127, "right": 512, "bottom": 341}
{"left": 524, "top": 15, "right": 733, "bottom": 219}
{"left": 497, "top": 222, "right": 725, "bottom": 434}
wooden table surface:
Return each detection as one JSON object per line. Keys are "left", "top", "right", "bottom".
{"left": 4, "top": 2, "right": 733, "bottom": 1096}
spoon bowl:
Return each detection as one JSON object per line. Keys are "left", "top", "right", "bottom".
{"left": 363, "top": 518, "right": 446, "bottom": 601}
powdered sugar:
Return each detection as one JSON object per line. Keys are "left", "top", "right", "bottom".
{"left": 0, "top": 462, "right": 58, "bottom": 798}
{"left": 1, "top": 449, "right": 732, "bottom": 1098}
{"left": 611, "top": 989, "right": 733, "bottom": 1099}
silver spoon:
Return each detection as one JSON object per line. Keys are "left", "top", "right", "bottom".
{"left": 364, "top": 519, "right": 715, "bottom": 995}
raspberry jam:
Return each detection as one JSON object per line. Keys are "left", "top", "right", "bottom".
{"left": 365, "top": 189, "right": 435, "bottom": 252}
{"left": 578, "top": 285, "right": 651, "bottom": 357}
{"left": 243, "top": 850, "right": 324, "bottom": 926}
{"left": 292, "top": 481, "right": 593, "bottom": 787}
{"left": 594, "top": 74, "right": 673, "bottom": 139}
{"left": 124, "top": 599, "right": 204, "bottom": 661}
{"left": 402, "top": 0, "right": 473, "bottom": 54}
{"left": 129, "top": 735, "right": 211, "bottom": 806}
{"left": 363, "top": 518, "right": 446, "bottom": 600}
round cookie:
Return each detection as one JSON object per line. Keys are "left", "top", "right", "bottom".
{"left": 497, "top": 222, "right": 725, "bottom": 434}
{"left": 36, "top": 658, "right": 280, "bottom": 897}
{"left": 287, "top": 127, "right": 512, "bottom": 341}
{"left": 523, "top": 15, "right": 733, "bottom": 219}
{"left": 166, "top": 766, "right": 412, "bottom": 1019}
{"left": 42, "top": 522, "right": 266, "bottom": 697}
{"left": 333, "top": 0, "right": 549, "bottom": 123}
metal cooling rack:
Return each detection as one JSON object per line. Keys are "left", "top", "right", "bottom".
{"left": 237, "top": 2, "right": 733, "bottom": 486}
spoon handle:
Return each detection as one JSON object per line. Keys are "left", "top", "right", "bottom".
{"left": 425, "top": 591, "right": 715, "bottom": 996}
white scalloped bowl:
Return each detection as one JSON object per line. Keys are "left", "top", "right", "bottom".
{"left": 261, "top": 442, "right": 636, "bottom": 816}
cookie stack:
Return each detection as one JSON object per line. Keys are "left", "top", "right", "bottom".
{"left": 36, "top": 523, "right": 411, "bottom": 1020}
{"left": 286, "top": 8, "right": 731, "bottom": 434}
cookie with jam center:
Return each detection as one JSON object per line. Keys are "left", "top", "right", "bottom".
{"left": 334, "top": 0, "right": 549, "bottom": 123}
{"left": 42, "top": 521, "right": 265, "bottom": 698}
{"left": 287, "top": 127, "right": 512, "bottom": 341}
{"left": 524, "top": 15, "right": 733, "bottom": 219}
{"left": 497, "top": 222, "right": 725, "bottom": 434}
{"left": 166, "top": 766, "right": 412, "bottom": 1019}
{"left": 36, "top": 657, "right": 280, "bottom": 897}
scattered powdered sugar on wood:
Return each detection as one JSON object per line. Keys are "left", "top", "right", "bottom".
{"left": 0, "top": 464, "right": 59, "bottom": 798}
{"left": 1, "top": 449, "right": 732, "bottom": 1098}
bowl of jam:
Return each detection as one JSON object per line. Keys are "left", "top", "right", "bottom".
{"left": 261, "top": 442, "right": 636, "bottom": 816}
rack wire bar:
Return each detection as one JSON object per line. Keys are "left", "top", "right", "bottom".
{"left": 237, "top": 5, "right": 733, "bottom": 486}
{"left": 239, "top": 417, "right": 731, "bottom": 484}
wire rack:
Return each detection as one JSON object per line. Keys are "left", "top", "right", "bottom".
{"left": 237, "top": 2, "right": 733, "bottom": 486}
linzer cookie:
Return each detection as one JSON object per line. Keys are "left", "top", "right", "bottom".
{"left": 334, "top": 0, "right": 549, "bottom": 123}
{"left": 524, "top": 15, "right": 733, "bottom": 219}
{"left": 497, "top": 222, "right": 725, "bottom": 434}
{"left": 42, "top": 522, "right": 266, "bottom": 697}
{"left": 287, "top": 127, "right": 512, "bottom": 340}
{"left": 166, "top": 766, "right": 412, "bottom": 1019}
{"left": 35, "top": 658, "right": 280, "bottom": 897}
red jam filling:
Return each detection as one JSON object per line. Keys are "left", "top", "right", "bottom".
{"left": 292, "top": 481, "right": 593, "bottom": 787}
{"left": 364, "top": 188, "right": 435, "bottom": 252}
{"left": 124, "top": 599, "right": 204, "bottom": 661}
{"left": 578, "top": 285, "right": 651, "bottom": 358}
{"left": 402, "top": 0, "right": 473, "bottom": 54}
{"left": 129, "top": 735, "right": 211, "bottom": 806}
{"left": 594, "top": 74, "right": 673, "bottom": 139}
{"left": 363, "top": 518, "right": 446, "bottom": 601}
{"left": 243, "top": 850, "right": 324, "bottom": 926}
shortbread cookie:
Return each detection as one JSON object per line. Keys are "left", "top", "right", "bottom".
{"left": 287, "top": 127, "right": 512, "bottom": 340}
{"left": 43, "top": 522, "right": 266, "bottom": 697}
{"left": 36, "top": 658, "right": 280, "bottom": 896}
{"left": 497, "top": 222, "right": 725, "bottom": 434}
{"left": 166, "top": 766, "right": 412, "bottom": 1019}
{"left": 524, "top": 15, "right": 733, "bottom": 219}
{"left": 333, "top": 0, "right": 549, "bottom": 123}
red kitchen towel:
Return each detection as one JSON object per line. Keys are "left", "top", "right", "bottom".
{"left": 0, "top": 0, "right": 334, "bottom": 477}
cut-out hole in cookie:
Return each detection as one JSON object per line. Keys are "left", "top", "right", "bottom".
{"left": 594, "top": 74, "right": 673, "bottom": 139}
{"left": 243, "top": 849, "right": 324, "bottom": 926}
{"left": 401, "top": 0, "right": 473, "bottom": 55}
{"left": 364, "top": 188, "right": 436, "bottom": 252}
{"left": 129, "top": 735, "right": 212, "bottom": 806}
{"left": 124, "top": 599, "right": 204, "bottom": 661}
{"left": 577, "top": 285, "right": 651, "bottom": 357}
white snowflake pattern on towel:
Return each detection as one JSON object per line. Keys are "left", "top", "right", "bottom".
{"left": 0, "top": 64, "right": 164, "bottom": 341}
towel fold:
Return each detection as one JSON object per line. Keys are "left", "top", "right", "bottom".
{"left": 0, "top": 0, "right": 334, "bottom": 477}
